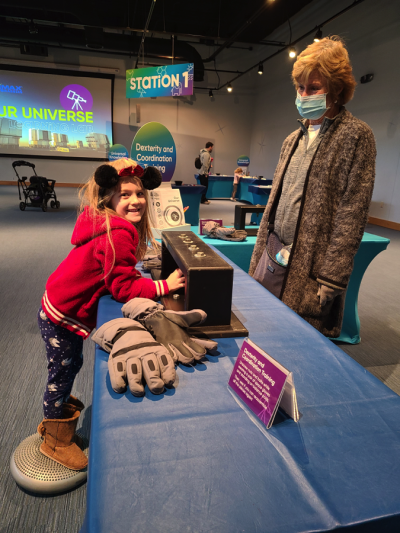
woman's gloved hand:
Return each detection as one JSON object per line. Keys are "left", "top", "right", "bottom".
{"left": 317, "top": 284, "right": 343, "bottom": 306}
{"left": 92, "top": 318, "right": 176, "bottom": 396}
{"left": 122, "top": 298, "right": 218, "bottom": 365}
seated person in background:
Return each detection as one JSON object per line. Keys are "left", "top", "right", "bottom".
{"left": 231, "top": 167, "right": 243, "bottom": 201}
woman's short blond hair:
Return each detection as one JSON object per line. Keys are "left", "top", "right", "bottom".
{"left": 292, "top": 36, "right": 357, "bottom": 105}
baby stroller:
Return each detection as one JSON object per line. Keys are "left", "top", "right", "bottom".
{"left": 13, "top": 160, "right": 60, "bottom": 212}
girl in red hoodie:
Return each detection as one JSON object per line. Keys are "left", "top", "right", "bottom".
{"left": 37, "top": 158, "right": 184, "bottom": 470}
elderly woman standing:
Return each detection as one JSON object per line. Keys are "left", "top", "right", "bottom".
{"left": 249, "top": 37, "right": 376, "bottom": 338}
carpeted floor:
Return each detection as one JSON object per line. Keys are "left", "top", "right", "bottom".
{"left": 0, "top": 186, "right": 94, "bottom": 533}
{"left": 0, "top": 186, "right": 399, "bottom": 532}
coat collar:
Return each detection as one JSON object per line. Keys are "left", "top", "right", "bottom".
{"left": 297, "top": 107, "right": 347, "bottom": 136}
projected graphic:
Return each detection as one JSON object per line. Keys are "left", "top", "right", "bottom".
{"left": 68, "top": 91, "right": 86, "bottom": 110}
{"left": 60, "top": 84, "right": 93, "bottom": 112}
{"left": 0, "top": 69, "right": 112, "bottom": 159}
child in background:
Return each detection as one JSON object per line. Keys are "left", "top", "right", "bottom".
{"left": 231, "top": 167, "right": 243, "bottom": 201}
{"left": 37, "top": 158, "right": 185, "bottom": 470}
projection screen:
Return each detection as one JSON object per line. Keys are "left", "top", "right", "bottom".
{"left": 0, "top": 65, "right": 114, "bottom": 160}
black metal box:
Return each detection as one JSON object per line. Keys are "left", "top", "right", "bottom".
{"left": 161, "top": 231, "right": 233, "bottom": 326}
{"left": 234, "top": 205, "right": 266, "bottom": 236}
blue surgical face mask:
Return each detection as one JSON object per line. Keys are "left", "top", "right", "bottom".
{"left": 295, "top": 92, "right": 329, "bottom": 120}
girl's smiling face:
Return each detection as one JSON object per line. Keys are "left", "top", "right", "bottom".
{"left": 110, "top": 180, "right": 146, "bottom": 224}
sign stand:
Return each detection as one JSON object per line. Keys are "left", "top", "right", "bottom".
{"left": 149, "top": 182, "right": 190, "bottom": 239}
{"left": 228, "top": 338, "right": 299, "bottom": 428}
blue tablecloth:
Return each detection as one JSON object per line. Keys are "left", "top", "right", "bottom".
{"left": 195, "top": 174, "right": 234, "bottom": 199}
{"left": 194, "top": 175, "right": 272, "bottom": 202}
{"left": 81, "top": 248, "right": 400, "bottom": 533}
{"left": 248, "top": 184, "right": 272, "bottom": 207}
{"left": 238, "top": 179, "right": 272, "bottom": 204}
{"left": 197, "top": 232, "right": 389, "bottom": 344}
{"left": 237, "top": 178, "right": 259, "bottom": 202}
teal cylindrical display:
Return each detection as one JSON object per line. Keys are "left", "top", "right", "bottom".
{"left": 237, "top": 155, "right": 250, "bottom": 167}
{"left": 131, "top": 122, "right": 176, "bottom": 182}
{"left": 108, "top": 144, "right": 129, "bottom": 161}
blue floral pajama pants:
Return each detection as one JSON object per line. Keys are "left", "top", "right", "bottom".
{"left": 38, "top": 306, "right": 84, "bottom": 419}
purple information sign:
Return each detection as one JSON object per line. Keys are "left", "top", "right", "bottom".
{"left": 228, "top": 339, "right": 288, "bottom": 427}
{"left": 199, "top": 219, "right": 223, "bottom": 235}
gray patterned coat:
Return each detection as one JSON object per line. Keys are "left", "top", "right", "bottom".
{"left": 249, "top": 108, "right": 376, "bottom": 337}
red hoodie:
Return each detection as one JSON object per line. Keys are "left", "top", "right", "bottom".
{"left": 42, "top": 207, "right": 168, "bottom": 338}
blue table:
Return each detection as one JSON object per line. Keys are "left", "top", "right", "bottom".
{"left": 337, "top": 232, "right": 390, "bottom": 343}
{"left": 195, "top": 174, "right": 234, "bottom": 199}
{"left": 238, "top": 178, "right": 272, "bottom": 203}
{"left": 248, "top": 184, "right": 272, "bottom": 206}
{"left": 195, "top": 175, "right": 272, "bottom": 203}
{"left": 198, "top": 232, "right": 389, "bottom": 344}
{"left": 81, "top": 248, "right": 400, "bottom": 533}
{"left": 171, "top": 184, "right": 205, "bottom": 226}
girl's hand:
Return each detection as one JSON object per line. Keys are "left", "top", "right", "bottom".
{"left": 166, "top": 268, "right": 185, "bottom": 293}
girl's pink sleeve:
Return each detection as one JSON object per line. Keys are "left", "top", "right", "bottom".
{"left": 98, "top": 228, "right": 169, "bottom": 302}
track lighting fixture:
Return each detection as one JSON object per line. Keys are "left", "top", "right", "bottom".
{"left": 289, "top": 47, "right": 296, "bottom": 58}
{"left": 314, "top": 28, "right": 323, "bottom": 42}
{"left": 227, "top": 83, "right": 233, "bottom": 93}
{"left": 258, "top": 63, "right": 263, "bottom": 75}
{"left": 209, "top": 90, "right": 214, "bottom": 98}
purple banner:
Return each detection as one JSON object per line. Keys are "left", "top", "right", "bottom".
{"left": 228, "top": 340, "right": 287, "bottom": 426}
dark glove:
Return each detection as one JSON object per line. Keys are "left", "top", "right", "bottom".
{"left": 92, "top": 317, "right": 176, "bottom": 396}
{"left": 122, "top": 298, "right": 218, "bottom": 365}
{"left": 203, "top": 221, "right": 247, "bottom": 242}
{"left": 317, "top": 284, "right": 343, "bottom": 306}
{"left": 141, "top": 253, "right": 162, "bottom": 272}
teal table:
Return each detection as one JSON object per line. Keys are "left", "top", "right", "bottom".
{"left": 195, "top": 174, "right": 233, "bottom": 199}
{"left": 248, "top": 184, "right": 272, "bottom": 206}
{"left": 237, "top": 178, "right": 261, "bottom": 202}
{"left": 171, "top": 184, "right": 205, "bottom": 226}
{"left": 336, "top": 232, "right": 390, "bottom": 343}
{"left": 194, "top": 175, "right": 272, "bottom": 203}
{"left": 197, "top": 231, "right": 390, "bottom": 344}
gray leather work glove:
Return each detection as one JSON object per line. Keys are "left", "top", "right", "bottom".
{"left": 142, "top": 253, "right": 162, "bottom": 272}
{"left": 203, "top": 221, "right": 247, "bottom": 242}
{"left": 122, "top": 298, "right": 218, "bottom": 365}
{"left": 317, "top": 284, "right": 344, "bottom": 306}
{"left": 92, "top": 317, "right": 176, "bottom": 396}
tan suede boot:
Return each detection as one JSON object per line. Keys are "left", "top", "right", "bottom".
{"left": 65, "top": 394, "right": 85, "bottom": 412}
{"left": 38, "top": 395, "right": 85, "bottom": 448}
{"left": 38, "top": 410, "right": 88, "bottom": 470}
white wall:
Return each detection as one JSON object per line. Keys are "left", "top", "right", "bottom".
{"left": 1, "top": 0, "right": 400, "bottom": 224}
{"left": 248, "top": 0, "right": 400, "bottom": 223}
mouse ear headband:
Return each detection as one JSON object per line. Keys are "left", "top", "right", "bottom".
{"left": 94, "top": 163, "right": 162, "bottom": 199}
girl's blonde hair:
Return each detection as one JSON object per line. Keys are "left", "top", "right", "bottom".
{"left": 79, "top": 158, "right": 158, "bottom": 275}
{"left": 292, "top": 36, "right": 357, "bottom": 106}
{"left": 234, "top": 167, "right": 244, "bottom": 174}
